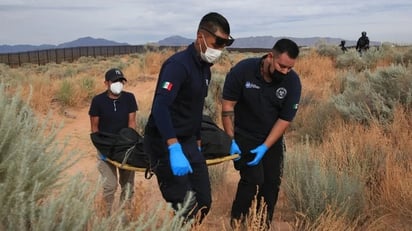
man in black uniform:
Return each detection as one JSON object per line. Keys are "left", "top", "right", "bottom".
{"left": 143, "top": 12, "right": 234, "bottom": 223}
{"left": 221, "top": 38, "right": 301, "bottom": 229}
{"left": 356, "top": 31, "right": 370, "bottom": 54}
{"left": 339, "top": 40, "right": 348, "bottom": 52}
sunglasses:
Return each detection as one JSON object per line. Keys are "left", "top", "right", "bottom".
{"left": 200, "top": 26, "right": 234, "bottom": 47}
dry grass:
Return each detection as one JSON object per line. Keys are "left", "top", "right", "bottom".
{"left": 2, "top": 45, "right": 411, "bottom": 230}
{"left": 295, "top": 49, "right": 339, "bottom": 101}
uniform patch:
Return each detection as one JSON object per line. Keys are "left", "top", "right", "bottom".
{"left": 245, "top": 81, "right": 260, "bottom": 89}
{"left": 162, "top": 81, "right": 173, "bottom": 91}
{"left": 275, "top": 87, "right": 287, "bottom": 99}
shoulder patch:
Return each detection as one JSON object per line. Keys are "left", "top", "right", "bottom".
{"left": 162, "top": 81, "right": 173, "bottom": 91}
{"left": 275, "top": 87, "right": 287, "bottom": 99}
{"left": 293, "top": 104, "right": 299, "bottom": 110}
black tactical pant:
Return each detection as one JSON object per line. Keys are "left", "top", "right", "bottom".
{"left": 143, "top": 127, "right": 211, "bottom": 223}
{"left": 231, "top": 131, "right": 284, "bottom": 227}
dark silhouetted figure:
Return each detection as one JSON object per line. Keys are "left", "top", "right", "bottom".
{"left": 339, "top": 40, "right": 347, "bottom": 52}
{"left": 356, "top": 31, "right": 370, "bottom": 55}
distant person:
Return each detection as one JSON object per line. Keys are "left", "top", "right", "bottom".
{"left": 356, "top": 31, "right": 370, "bottom": 54}
{"left": 221, "top": 38, "right": 301, "bottom": 229}
{"left": 339, "top": 40, "right": 348, "bottom": 52}
{"left": 89, "top": 68, "right": 138, "bottom": 215}
{"left": 143, "top": 12, "right": 234, "bottom": 224}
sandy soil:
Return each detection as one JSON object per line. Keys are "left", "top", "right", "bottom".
{"left": 54, "top": 80, "right": 292, "bottom": 231}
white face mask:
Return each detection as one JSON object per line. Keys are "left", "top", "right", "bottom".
{"left": 110, "top": 82, "right": 123, "bottom": 95}
{"left": 200, "top": 35, "right": 222, "bottom": 63}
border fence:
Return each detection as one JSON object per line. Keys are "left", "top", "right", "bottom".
{"left": 0, "top": 45, "right": 272, "bottom": 68}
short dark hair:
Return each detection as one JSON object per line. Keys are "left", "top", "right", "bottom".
{"left": 272, "top": 38, "right": 299, "bottom": 59}
{"left": 198, "top": 12, "right": 231, "bottom": 34}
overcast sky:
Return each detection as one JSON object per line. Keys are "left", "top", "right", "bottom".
{"left": 1, "top": 0, "right": 411, "bottom": 45}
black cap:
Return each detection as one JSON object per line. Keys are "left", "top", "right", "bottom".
{"left": 105, "top": 68, "right": 127, "bottom": 82}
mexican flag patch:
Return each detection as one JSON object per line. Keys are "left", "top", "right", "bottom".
{"left": 162, "top": 81, "right": 173, "bottom": 91}
{"left": 293, "top": 104, "right": 299, "bottom": 109}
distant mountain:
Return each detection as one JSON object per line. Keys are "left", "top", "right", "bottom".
{"left": 158, "top": 35, "right": 193, "bottom": 46}
{"left": 0, "top": 44, "right": 56, "bottom": 53}
{"left": 57, "top": 36, "right": 129, "bottom": 48}
{"left": 0, "top": 35, "right": 381, "bottom": 54}
{"left": 0, "top": 36, "right": 129, "bottom": 53}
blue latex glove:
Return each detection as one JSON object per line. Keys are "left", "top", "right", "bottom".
{"left": 247, "top": 144, "right": 269, "bottom": 166}
{"left": 168, "top": 142, "right": 193, "bottom": 176}
{"left": 230, "top": 139, "right": 242, "bottom": 161}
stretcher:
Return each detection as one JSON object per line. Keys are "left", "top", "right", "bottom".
{"left": 105, "top": 153, "right": 240, "bottom": 172}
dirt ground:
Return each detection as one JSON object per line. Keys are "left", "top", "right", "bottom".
{"left": 54, "top": 80, "right": 292, "bottom": 231}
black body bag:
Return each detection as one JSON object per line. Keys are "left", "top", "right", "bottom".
{"left": 200, "top": 115, "right": 231, "bottom": 159}
{"left": 90, "top": 128, "right": 149, "bottom": 168}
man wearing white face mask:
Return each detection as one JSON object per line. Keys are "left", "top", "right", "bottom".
{"left": 89, "top": 68, "right": 138, "bottom": 215}
{"left": 144, "top": 12, "right": 234, "bottom": 224}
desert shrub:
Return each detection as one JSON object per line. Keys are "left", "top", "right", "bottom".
{"left": 204, "top": 73, "right": 226, "bottom": 124}
{"left": 103, "top": 57, "right": 129, "bottom": 72}
{"left": 367, "top": 64, "right": 412, "bottom": 107}
{"left": 316, "top": 42, "right": 341, "bottom": 59}
{"left": 320, "top": 121, "right": 390, "bottom": 195}
{"left": 62, "top": 66, "right": 78, "bottom": 78}
{"left": 56, "top": 79, "right": 75, "bottom": 106}
{"left": 136, "top": 112, "right": 149, "bottom": 136}
{"left": 336, "top": 46, "right": 390, "bottom": 71}
{"left": 81, "top": 76, "right": 97, "bottom": 100}
{"left": 0, "top": 83, "right": 75, "bottom": 229}
{"left": 331, "top": 64, "right": 412, "bottom": 124}
{"left": 335, "top": 49, "right": 367, "bottom": 71}
{"left": 401, "top": 47, "right": 412, "bottom": 66}
{"left": 294, "top": 206, "right": 359, "bottom": 231}
{"left": 376, "top": 156, "right": 412, "bottom": 230}
{"left": 283, "top": 142, "right": 365, "bottom": 223}
{"left": 77, "top": 56, "right": 100, "bottom": 64}
{"left": 0, "top": 83, "right": 197, "bottom": 230}
{"left": 360, "top": 46, "right": 385, "bottom": 69}
{"left": 291, "top": 93, "right": 339, "bottom": 143}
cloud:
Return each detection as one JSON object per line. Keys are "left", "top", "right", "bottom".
{"left": 1, "top": 0, "right": 411, "bottom": 45}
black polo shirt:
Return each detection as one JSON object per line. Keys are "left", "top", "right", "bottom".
{"left": 146, "top": 43, "right": 212, "bottom": 141}
{"left": 89, "top": 91, "right": 138, "bottom": 133}
{"left": 222, "top": 57, "right": 301, "bottom": 140}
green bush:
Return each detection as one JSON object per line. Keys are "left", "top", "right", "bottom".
{"left": 56, "top": 79, "right": 75, "bottom": 106}
{"left": 0, "top": 83, "right": 76, "bottom": 229}
{"left": 292, "top": 94, "right": 339, "bottom": 143}
{"left": 361, "top": 46, "right": 385, "bottom": 68}
{"left": 316, "top": 42, "right": 341, "bottom": 59}
{"left": 402, "top": 47, "right": 412, "bottom": 66}
{"left": 0, "top": 83, "right": 195, "bottom": 230}
{"left": 331, "top": 65, "right": 412, "bottom": 124}
{"left": 335, "top": 50, "right": 367, "bottom": 71}
{"left": 81, "top": 76, "right": 96, "bottom": 100}
{"left": 283, "top": 143, "right": 364, "bottom": 222}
